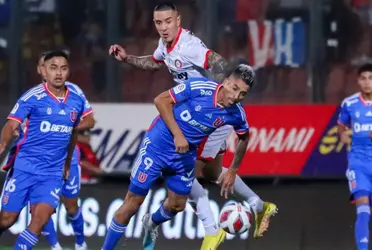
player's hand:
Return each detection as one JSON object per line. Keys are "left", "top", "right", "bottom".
{"left": 92, "top": 167, "right": 103, "bottom": 175}
{"left": 174, "top": 134, "right": 189, "bottom": 153}
{"left": 217, "top": 168, "right": 237, "bottom": 199}
{"left": 63, "top": 167, "right": 70, "bottom": 181}
{"left": 109, "top": 44, "right": 127, "bottom": 61}
{"left": 340, "top": 131, "right": 351, "bottom": 145}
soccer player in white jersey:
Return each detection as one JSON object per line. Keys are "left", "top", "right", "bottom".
{"left": 109, "top": 2, "right": 277, "bottom": 249}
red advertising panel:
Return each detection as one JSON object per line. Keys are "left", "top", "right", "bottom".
{"left": 222, "top": 105, "right": 338, "bottom": 175}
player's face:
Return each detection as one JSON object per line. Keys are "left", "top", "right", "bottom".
{"left": 42, "top": 56, "right": 69, "bottom": 88}
{"left": 222, "top": 77, "right": 249, "bottom": 107}
{"left": 153, "top": 10, "right": 181, "bottom": 43}
{"left": 358, "top": 71, "right": 372, "bottom": 94}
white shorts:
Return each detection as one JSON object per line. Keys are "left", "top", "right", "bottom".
{"left": 197, "top": 125, "right": 233, "bottom": 161}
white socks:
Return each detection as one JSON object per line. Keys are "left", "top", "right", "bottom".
{"left": 188, "top": 167, "right": 265, "bottom": 237}
{"left": 188, "top": 179, "right": 219, "bottom": 236}
{"left": 218, "top": 167, "right": 264, "bottom": 213}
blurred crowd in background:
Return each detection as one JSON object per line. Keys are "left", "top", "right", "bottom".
{"left": 1, "top": 0, "right": 372, "bottom": 104}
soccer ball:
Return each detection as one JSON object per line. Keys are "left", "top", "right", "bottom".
{"left": 219, "top": 201, "right": 253, "bottom": 234}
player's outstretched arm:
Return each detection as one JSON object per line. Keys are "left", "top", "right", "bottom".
{"left": 109, "top": 44, "right": 162, "bottom": 71}
{"left": 154, "top": 90, "right": 189, "bottom": 153}
{"left": 230, "top": 132, "right": 249, "bottom": 171}
{"left": 218, "top": 131, "right": 249, "bottom": 197}
{"left": 125, "top": 55, "right": 163, "bottom": 71}
{"left": 207, "top": 51, "right": 229, "bottom": 83}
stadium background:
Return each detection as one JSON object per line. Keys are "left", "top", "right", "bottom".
{"left": 0, "top": 0, "right": 369, "bottom": 249}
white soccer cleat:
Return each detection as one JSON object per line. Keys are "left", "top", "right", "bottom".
{"left": 142, "top": 213, "right": 158, "bottom": 250}
{"left": 51, "top": 243, "right": 63, "bottom": 250}
{"left": 75, "top": 242, "right": 88, "bottom": 250}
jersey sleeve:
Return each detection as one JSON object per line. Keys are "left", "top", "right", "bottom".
{"left": 338, "top": 101, "right": 350, "bottom": 126}
{"left": 74, "top": 98, "right": 86, "bottom": 128}
{"left": 152, "top": 39, "right": 164, "bottom": 63}
{"left": 169, "top": 82, "right": 191, "bottom": 103}
{"left": 81, "top": 97, "right": 93, "bottom": 118}
{"left": 234, "top": 104, "right": 249, "bottom": 135}
{"left": 68, "top": 83, "right": 93, "bottom": 118}
{"left": 8, "top": 97, "right": 34, "bottom": 123}
{"left": 184, "top": 38, "right": 211, "bottom": 69}
{"left": 168, "top": 79, "right": 207, "bottom": 103}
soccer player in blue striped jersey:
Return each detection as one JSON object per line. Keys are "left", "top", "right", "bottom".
{"left": 36, "top": 52, "right": 94, "bottom": 250}
{"left": 102, "top": 64, "right": 252, "bottom": 250}
{"left": 338, "top": 64, "right": 372, "bottom": 250}
{"left": 2, "top": 52, "right": 95, "bottom": 250}
{"left": 0, "top": 50, "right": 85, "bottom": 250}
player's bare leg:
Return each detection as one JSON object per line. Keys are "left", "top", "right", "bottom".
{"left": 13, "top": 203, "right": 55, "bottom": 249}
{"left": 0, "top": 211, "right": 19, "bottom": 237}
{"left": 62, "top": 196, "right": 87, "bottom": 250}
{"left": 32, "top": 203, "right": 62, "bottom": 250}
{"left": 191, "top": 160, "right": 226, "bottom": 250}
{"left": 202, "top": 154, "right": 278, "bottom": 238}
{"left": 142, "top": 189, "right": 188, "bottom": 250}
{"left": 102, "top": 191, "right": 145, "bottom": 250}
{"left": 353, "top": 194, "right": 370, "bottom": 250}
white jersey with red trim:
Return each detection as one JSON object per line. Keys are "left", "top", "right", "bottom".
{"left": 152, "top": 28, "right": 212, "bottom": 85}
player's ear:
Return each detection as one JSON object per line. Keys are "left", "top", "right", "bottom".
{"left": 177, "top": 14, "right": 181, "bottom": 26}
{"left": 40, "top": 65, "right": 47, "bottom": 80}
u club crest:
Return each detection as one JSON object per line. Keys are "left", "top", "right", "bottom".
{"left": 70, "top": 110, "right": 77, "bottom": 122}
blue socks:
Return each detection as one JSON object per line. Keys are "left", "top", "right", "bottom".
{"left": 69, "top": 208, "right": 85, "bottom": 245}
{"left": 102, "top": 219, "right": 127, "bottom": 250}
{"left": 41, "top": 218, "right": 59, "bottom": 247}
{"left": 355, "top": 204, "right": 370, "bottom": 250}
{"left": 41, "top": 208, "right": 85, "bottom": 247}
{"left": 151, "top": 203, "right": 177, "bottom": 225}
{"left": 14, "top": 229, "right": 38, "bottom": 250}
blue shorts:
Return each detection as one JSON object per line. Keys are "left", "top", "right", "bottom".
{"left": 129, "top": 137, "right": 196, "bottom": 196}
{"left": 62, "top": 164, "right": 81, "bottom": 198}
{"left": 347, "top": 158, "right": 372, "bottom": 202}
{"left": 1, "top": 168, "right": 63, "bottom": 212}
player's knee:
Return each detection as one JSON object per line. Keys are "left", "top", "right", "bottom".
{"left": 115, "top": 192, "right": 144, "bottom": 220}
{"left": 63, "top": 198, "right": 79, "bottom": 217}
{"left": 0, "top": 211, "right": 18, "bottom": 229}
{"left": 65, "top": 205, "right": 79, "bottom": 217}
{"left": 167, "top": 196, "right": 187, "bottom": 213}
{"left": 124, "top": 191, "right": 145, "bottom": 207}
{"left": 31, "top": 204, "right": 54, "bottom": 224}
{"left": 354, "top": 191, "right": 370, "bottom": 206}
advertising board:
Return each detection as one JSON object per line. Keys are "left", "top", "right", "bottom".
{"left": 90, "top": 104, "right": 348, "bottom": 177}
